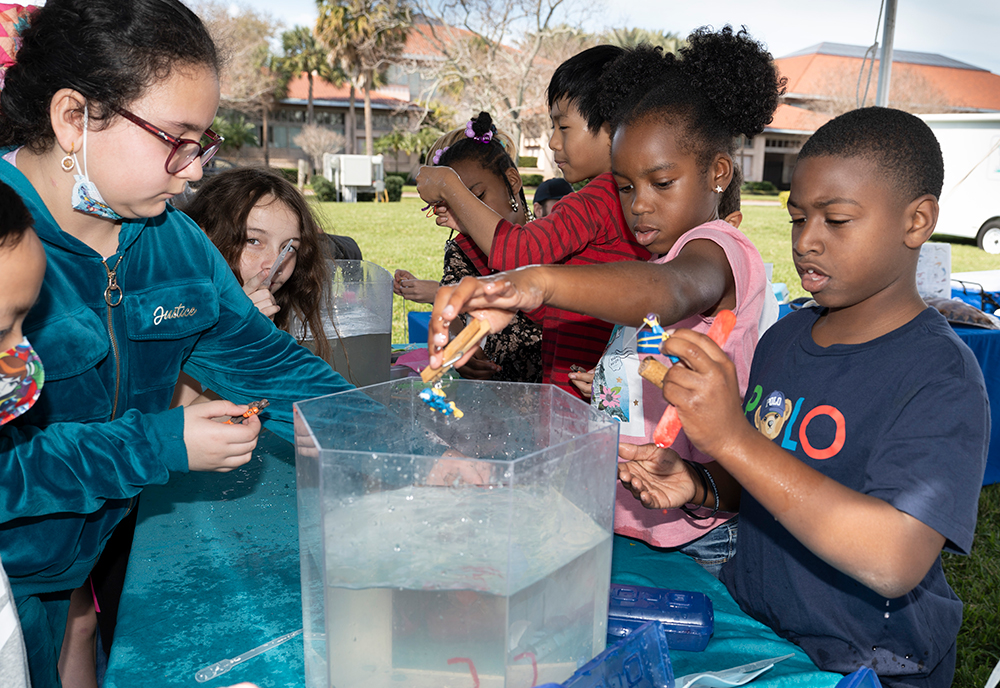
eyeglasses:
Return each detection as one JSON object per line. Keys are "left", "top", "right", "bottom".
{"left": 115, "top": 108, "right": 224, "bottom": 174}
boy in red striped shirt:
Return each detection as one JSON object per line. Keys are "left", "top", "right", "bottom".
{"left": 416, "top": 46, "right": 650, "bottom": 397}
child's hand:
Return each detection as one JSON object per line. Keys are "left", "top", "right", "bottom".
{"left": 659, "top": 328, "right": 749, "bottom": 458}
{"left": 456, "top": 349, "right": 502, "bottom": 380}
{"left": 293, "top": 408, "right": 318, "bottom": 459}
{"left": 568, "top": 367, "right": 594, "bottom": 399}
{"left": 242, "top": 269, "right": 280, "bottom": 319}
{"left": 428, "top": 271, "right": 546, "bottom": 369}
{"left": 183, "top": 400, "right": 261, "bottom": 472}
{"left": 426, "top": 456, "right": 492, "bottom": 486}
{"left": 432, "top": 204, "right": 462, "bottom": 233}
{"left": 415, "top": 165, "right": 460, "bottom": 205}
{"left": 393, "top": 268, "right": 416, "bottom": 292}
{"left": 617, "top": 443, "right": 698, "bottom": 510}
{"left": 393, "top": 270, "right": 439, "bottom": 304}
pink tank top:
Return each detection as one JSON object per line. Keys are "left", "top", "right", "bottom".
{"left": 591, "top": 220, "right": 769, "bottom": 547}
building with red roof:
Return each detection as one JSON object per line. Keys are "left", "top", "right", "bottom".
{"left": 741, "top": 43, "right": 1000, "bottom": 187}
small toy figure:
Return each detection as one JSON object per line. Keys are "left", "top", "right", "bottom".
{"left": 636, "top": 313, "right": 680, "bottom": 363}
{"left": 636, "top": 313, "right": 665, "bottom": 354}
{"left": 419, "top": 385, "right": 464, "bottom": 418}
{"left": 225, "top": 399, "right": 269, "bottom": 424}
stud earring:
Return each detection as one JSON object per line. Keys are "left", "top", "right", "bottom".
{"left": 714, "top": 185, "right": 724, "bottom": 194}
{"left": 61, "top": 143, "right": 76, "bottom": 172}
{"left": 510, "top": 196, "right": 519, "bottom": 213}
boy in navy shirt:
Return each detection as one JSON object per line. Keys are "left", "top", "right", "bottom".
{"left": 618, "top": 107, "right": 989, "bottom": 688}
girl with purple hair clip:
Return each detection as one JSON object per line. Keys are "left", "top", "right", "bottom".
{"left": 394, "top": 112, "right": 543, "bottom": 383}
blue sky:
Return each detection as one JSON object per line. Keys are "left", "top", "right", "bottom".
{"left": 231, "top": 0, "right": 1000, "bottom": 75}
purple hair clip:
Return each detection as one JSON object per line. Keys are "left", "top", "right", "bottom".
{"left": 431, "top": 146, "right": 449, "bottom": 165}
{"left": 465, "top": 119, "right": 495, "bottom": 145}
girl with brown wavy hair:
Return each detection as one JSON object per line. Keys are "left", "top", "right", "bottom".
{"left": 174, "top": 166, "right": 332, "bottom": 403}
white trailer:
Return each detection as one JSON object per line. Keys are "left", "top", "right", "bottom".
{"left": 920, "top": 113, "right": 1000, "bottom": 253}
{"left": 322, "top": 153, "right": 385, "bottom": 203}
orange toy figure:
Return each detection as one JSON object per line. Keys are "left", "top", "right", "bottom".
{"left": 641, "top": 310, "right": 737, "bottom": 448}
{"left": 224, "top": 399, "right": 269, "bottom": 425}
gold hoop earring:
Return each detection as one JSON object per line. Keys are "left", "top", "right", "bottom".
{"left": 61, "top": 144, "right": 76, "bottom": 172}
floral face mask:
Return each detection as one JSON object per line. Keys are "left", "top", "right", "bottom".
{"left": 0, "top": 337, "right": 44, "bottom": 425}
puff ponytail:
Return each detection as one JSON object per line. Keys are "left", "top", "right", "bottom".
{"left": 598, "top": 25, "right": 786, "bottom": 167}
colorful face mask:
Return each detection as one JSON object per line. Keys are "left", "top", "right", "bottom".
{"left": 0, "top": 337, "right": 44, "bottom": 425}
{"left": 71, "top": 105, "right": 124, "bottom": 221}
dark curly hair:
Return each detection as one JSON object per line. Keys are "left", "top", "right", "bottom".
{"left": 548, "top": 45, "right": 624, "bottom": 131}
{"left": 0, "top": 181, "right": 34, "bottom": 250}
{"left": 718, "top": 163, "right": 744, "bottom": 218}
{"left": 600, "top": 26, "right": 785, "bottom": 175}
{"left": 435, "top": 112, "right": 528, "bottom": 216}
{"left": 183, "top": 167, "right": 332, "bottom": 360}
{"left": 0, "top": 0, "right": 219, "bottom": 152}
{"left": 798, "top": 107, "right": 944, "bottom": 202}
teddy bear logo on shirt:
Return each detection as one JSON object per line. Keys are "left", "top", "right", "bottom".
{"left": 754, "top": 390, "right": 792, "bottom": 440}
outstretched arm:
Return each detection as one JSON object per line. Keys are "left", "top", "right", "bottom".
{"left": 427, "top": 240, "right": 735, "bottom": 369}
{"left": 657, "top": 329, "right": 947, "bottom": 599}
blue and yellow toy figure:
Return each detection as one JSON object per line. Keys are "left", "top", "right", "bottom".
{"left": 636, "top": 313, "right": 679, "bottom": 363}
{"left": 636, "top": 313, "right": 665, "bottom": 353}
{"left": 419, "top": 384, "right": 464, "bottom": 419}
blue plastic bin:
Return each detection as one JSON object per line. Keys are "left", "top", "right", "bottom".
{"left": 536, "top": 621, "right": 674, "bottom": 688}
{"left": 607, "top": 584, "right": 713, "bottom": 652}
{"left": 407, "top": 310, "right": 432, "bottom": 344}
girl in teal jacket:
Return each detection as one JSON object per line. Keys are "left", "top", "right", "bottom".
{"left": 0, "top": 2, "right": 354, "bottom": 685}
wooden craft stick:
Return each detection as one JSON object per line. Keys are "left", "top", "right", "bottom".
{"left": 421, "top": 317, "right": 492, "bottom": 384}
{"left": 638, "top": 357, "right": 669, "bottom": 388}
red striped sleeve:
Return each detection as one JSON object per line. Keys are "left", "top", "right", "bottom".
{"left": 481, "top": 174, "right": 650, "bottom": 397}
{"left": 488, "top": 173, "right": 649, "bottom": 272}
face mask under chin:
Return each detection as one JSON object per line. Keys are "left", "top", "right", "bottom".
{"left": 70, "top": 104, "right": 124, "bottom": 221}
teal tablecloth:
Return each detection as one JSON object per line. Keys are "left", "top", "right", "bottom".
{"left": 104, "top": 430, "right": 840, "bottom": 687}
{"left": 103, "top": 430, "right": 304, "bottom": 687}
{"left": 610, "top": 538, "right": 839, "bottom": 687}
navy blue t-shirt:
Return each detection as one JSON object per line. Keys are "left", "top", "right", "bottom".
{"left": 721, "top": 307, "right": 988, "bottom": 687}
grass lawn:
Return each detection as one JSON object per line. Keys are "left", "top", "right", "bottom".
{"left": 312, "top": 198, "right": 1000, "bottom": 344}
{"left": 312, "top": 197, "right": 1000, "bottom": 683}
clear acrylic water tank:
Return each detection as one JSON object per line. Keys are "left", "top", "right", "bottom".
{"left": 294, "top": 378, "right": 620, "bottom": 688}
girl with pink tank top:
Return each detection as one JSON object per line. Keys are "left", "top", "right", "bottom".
{"left": 422, "top": 30, "right": 784, "bottom": 577}
{"left": 593, "top": 220, "right": 772, "bottom": 567}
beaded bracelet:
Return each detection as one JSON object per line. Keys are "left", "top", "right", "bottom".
{"left": 679, "top": 460, "right": 720, "bottom": 521}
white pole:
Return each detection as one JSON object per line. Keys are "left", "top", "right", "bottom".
{"left": 875, "top": 0, "right": 898, "bottom": 107}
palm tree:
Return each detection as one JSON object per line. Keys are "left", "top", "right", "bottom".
{"left": 316, "top": 0, "right": 410, "bottom": 156}
{"left": 212, "top": 114, "right": 259, "bottom": 160}
{"left": 280, "top": 25, "right": 346, "bottom": 126}
{"left": 603, "top": 27, "right": 685, "bottom": 55}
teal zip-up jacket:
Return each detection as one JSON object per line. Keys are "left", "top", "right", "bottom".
{"left": 0, "top": 157, "right": 354, "bottom": 597}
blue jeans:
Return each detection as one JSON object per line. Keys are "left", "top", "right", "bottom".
{"left": 675, "top": 516, "right": 739, "bottom": 578}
